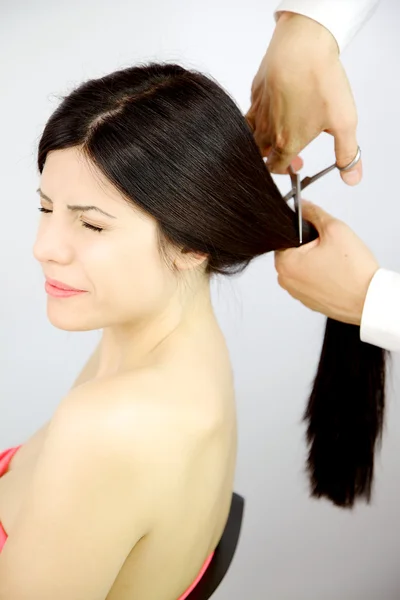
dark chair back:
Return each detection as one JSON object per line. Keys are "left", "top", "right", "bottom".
{"left": 186, "top": 492, "right": 245, "bottom": 599}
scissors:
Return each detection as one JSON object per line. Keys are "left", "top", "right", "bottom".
{"left": 284, "top": 146, "right": 361, "bottom": 245}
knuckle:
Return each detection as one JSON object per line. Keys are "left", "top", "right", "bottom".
{"left": 335, "top": 119, "right": 357, "bottom": 134}
{"left": 337, "top": 149, "right": 358, "bottom": 164}
{"left": 269, "top": 164, "right": 289, "bottom": 174}
{"left": 331, "top": 109, "right": 358, "bottom": 132}
{"left": 324, "top": 217, "right": 341, "bottom": 238}
{"left": 246, "top": 116, "right": 255, "bottom": 133}
{"left": 277, "top": 274, "right": 288, "bottom": 290}
{"left": 273, "top": 134, "right": 298, "bottom": 158}
{"left": 275, "top": 253, "right": 294, "bottom": 278}
{"left": 253, "top": 125, "right": 267, "bottom": 142}
{"left": 254, "top": 130, "right": 271, "bottom": 154}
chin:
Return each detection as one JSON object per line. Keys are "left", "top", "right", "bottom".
{"left": 46, "top": 302, "right": 99, "bottom": 332}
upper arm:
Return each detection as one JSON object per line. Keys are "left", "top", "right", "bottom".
{"left": 0, "top": 380, "right": 154, "bottom": 600}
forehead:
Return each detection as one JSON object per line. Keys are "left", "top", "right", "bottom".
{"left": 41, "top": 147, "right": 130, "bottom": 213}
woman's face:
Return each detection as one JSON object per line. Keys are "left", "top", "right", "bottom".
{"left": 33, "top": 147, "right": 178, "bottom": 332}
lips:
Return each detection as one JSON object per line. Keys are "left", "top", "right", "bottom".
{"left": 45, "top": 277, "right": 85, "bottom": 292}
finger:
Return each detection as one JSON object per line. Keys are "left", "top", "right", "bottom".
{"left": 245, "top": 92, "right": 262, "bottom": 132}
{"left": 267, "top": 128, "right": 320, "bottom": 174}
{"left": 274, "top": 250, "right": 298, "bottom": 276}
{"left": 290, "top": 155, "right": 304, "bottom": 172}
{"left": 275, "top": 247, "right": 310, "bottom": 280}
{"left": 300, "top": 200, "right": 335, "bottom": 235}
{"left": 274, "top": 235, "right": 319, "bottom": 276}
{"left": 266, "top": 155, "right": 303, "bottom": 175}
{"left": 266, "top": 143, "right": 302, "bottom": 174}
{"left": 277, "top": 273, "right": 290, "bottom": 292}
{"left": 331, "top": 128, "right": 362, "bottom": 186}
{"left": 252, "top": 126, "right": 273, "bottom": 159}
{"left": 277, "top": 275, "right": 303, "bottom": 301}
{"left": 244, "top": 110, "right": 256, "bottom": 133}
{"left": 245, "top": 109, "right": 272, "bottom": 158}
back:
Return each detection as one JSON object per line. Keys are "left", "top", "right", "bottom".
{"left": 106, "top": 318, "right": 237, "bottom": 599}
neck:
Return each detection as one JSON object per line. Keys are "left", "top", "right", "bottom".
{"left": 96, "top": 276, "right": 215, "bottom": 377}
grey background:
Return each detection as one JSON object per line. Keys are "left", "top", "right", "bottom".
{"left": 1, "top": 1, "right": 400, "bottom": 598}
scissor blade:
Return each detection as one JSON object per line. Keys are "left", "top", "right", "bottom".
{"left": 288, "top": 166, "right": 303, "bottom": 244}
{"left": 284, "top": 166, "right": 300, "bottom": 202}
{"left": 293, "top": 173, "right": 303, "bottom": 244}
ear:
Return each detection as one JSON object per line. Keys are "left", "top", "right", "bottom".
{"left": 173, "top": 247, "right": 208, "bottom": 271}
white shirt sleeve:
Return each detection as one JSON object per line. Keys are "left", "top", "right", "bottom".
{"left": 360, "top": 269, "right": 400, "bottom": 351}
{"left": 273, "top": 0, "right": 380, "bottom": 52}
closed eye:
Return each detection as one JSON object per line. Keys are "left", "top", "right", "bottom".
{"left": 37, "top": 207, "right": 104, "bottom": 233}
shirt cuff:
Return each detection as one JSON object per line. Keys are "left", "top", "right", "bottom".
{"left": 360, "top": 268, "right": 400, "bottom": 351}
{"left": 273, "top": 0, "right": 380, "bottom": 53}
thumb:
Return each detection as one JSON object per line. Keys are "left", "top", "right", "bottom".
{"left": 301, "top": 200, "right": 335, "bottom": 237}
{"left": 332, "top": 129, "right": 363, "bottom": 186}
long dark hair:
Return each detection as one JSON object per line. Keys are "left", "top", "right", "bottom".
{"left": 37, "top": 62, "right": 387, "bottom": 508}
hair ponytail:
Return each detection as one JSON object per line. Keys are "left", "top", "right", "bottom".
{"left": 298, "top": 216, "right": 387, "bottom": 507}
{"left": 304, "top": 319, "right": 387, "bottom": 507}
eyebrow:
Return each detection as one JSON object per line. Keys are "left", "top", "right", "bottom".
{"left": 36, "top": 188, "right": 117, "bottom": 219}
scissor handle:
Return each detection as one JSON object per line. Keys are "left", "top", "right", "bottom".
{"left": 284, "top": 162, "right": 337, "bottom": 202}
{"left": 299, "top": 162, "right": 337, "bottom": 191}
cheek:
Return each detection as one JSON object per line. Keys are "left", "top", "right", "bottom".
{"left": 84, "top": 233, "right": 173, "bottom": 314}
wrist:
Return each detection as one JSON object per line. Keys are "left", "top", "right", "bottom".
{"left": 351, "top": 265, "right": 380, "bottom": 326}
{"left": 275, "top": 11, "right": 339, "bottom": 57}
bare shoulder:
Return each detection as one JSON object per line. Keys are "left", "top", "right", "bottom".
{"left": 0, "top": 362, "right": 235, "bottom": 599}
{"left": 52, "top": 367, "right": 221, "bottom": 465}
{"left": 0, "top": 372, "right": 169, "bottom": 599}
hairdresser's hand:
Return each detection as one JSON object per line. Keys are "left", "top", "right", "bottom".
{"left": 245, "top": 12, "right": 362, "bottom": 185}
{"left": 274, "top": 201, "right": 379, "bottom": 325}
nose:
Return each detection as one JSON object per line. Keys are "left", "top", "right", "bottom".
{"left": 32, "top": 216, "right": 75, "bottom": 266}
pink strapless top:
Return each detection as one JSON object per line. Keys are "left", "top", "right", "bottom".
{"left": 0, "top": 445, "right": 214, "bottom": 599}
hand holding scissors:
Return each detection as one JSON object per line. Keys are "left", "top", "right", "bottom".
{"left": 284, "top": 147, "right": 362, "bottom": 244}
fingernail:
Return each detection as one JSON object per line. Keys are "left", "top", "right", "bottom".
{"left": 342, "top": 169, "right": 361, "bottom": 185}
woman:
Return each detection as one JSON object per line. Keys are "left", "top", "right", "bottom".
{"left": 0, "top": 62, "right": 304, "bottom": 600}
{"left": 0, "top": 62, "right": 385, "bottom": 599}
